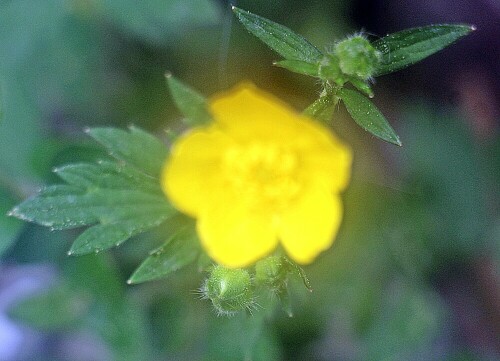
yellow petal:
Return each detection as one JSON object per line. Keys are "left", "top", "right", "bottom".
{"left": 209, "top": 83, "right": 352, "bottom": 192}
{"left": 197, "top": 202, "right": 279, "bottom": 268}
{"left": 209, "top": 83, "right": 306, "bottom": 144}
{"left": 161, "top": 127, "right": 234, "bottom": 217}
{"left": 303, "top": 136, "right": 353, "bottom": 192}
{"left": 279, "top": 186, "right": 343, "bottom": 264}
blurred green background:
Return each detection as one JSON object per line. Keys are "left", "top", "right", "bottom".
{"left": 0, "top": 0, "right": 499, "bottom": 360}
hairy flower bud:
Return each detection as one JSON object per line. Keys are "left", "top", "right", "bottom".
{"left": 334, "top": 35, "right": 381, "bottom": 79}
{"left": 202, "top": 265, "right": 254, "bottom": 316}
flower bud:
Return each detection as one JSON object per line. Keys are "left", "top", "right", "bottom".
{"left": 255, "top": 256, "right": 287, "bottom": 289}
{"left": 202, "top": 265, "right": 254, "bottom": 316}
{"left": 334, "top": 35, "right": 381, "bottom": 79}
{"left": 318, "top": 54, "right": 342, "bottom": 82}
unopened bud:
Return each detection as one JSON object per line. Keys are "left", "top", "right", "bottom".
{"left": 202, "top": 265, "right": 254, "bottom": 316}
{"left": 334, "top": 35, "right": 381, "bottom": 79}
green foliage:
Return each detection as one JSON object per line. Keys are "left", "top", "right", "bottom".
{"left": 363, "top": 280, "right": 447, "bottom": 360}
{"left": 396, "top": 106, "right": 488, "bottom": 259}
{"left": 87, "top": 126, "right": 168, "bottom": 178}
{"left": 233, "top": 8, "right": 472, "bottom": 146}
{"left": 303, "top": 89, "right": 338, "bottom": 123}
{"left": 8, "top": 285, "right": 91, "bottom": 330}
{"left": 274, "top": 59, "right": 320, "bottom": 77}
{"left": 166, "top": 75, "right": 212, "bottom": 126}
{"left": 373, "top": 24, "right": 474, "bottom": 76}
{"left": 232, "top": 7, "right": 323, "bottom": 63}
{"left": 7, "top": 255, "right": 151, "bottom": 360}
{"left": 4, "top": 4, "right": 492, "bottom": 360}
{"left": 66, "top": 255, "right": 150, "bottom": 361}
{"left": 338, "top": 88, "right": 402, "bottom": 146}
{"left": 128, "top": 228, "right": 200, "bottom": 284}
{"left": 10, "top": 127, "right": 181, "bottom": 266}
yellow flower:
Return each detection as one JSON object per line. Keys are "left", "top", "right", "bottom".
{"left": 161, "top": 83, "right": 352, "bottom": 268}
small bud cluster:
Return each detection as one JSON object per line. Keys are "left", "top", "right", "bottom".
{"left": 335, "top": 36, "right": 381, "bottom": 80}
{"left": 319, "top": 34, "right": 381, "bottom": 97}
{"left": 200, "top": 256, "right": 309, "bottom": 317}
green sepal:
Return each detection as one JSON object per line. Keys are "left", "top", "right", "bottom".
{"left": 373, "top": 24, "right": 474, "bottom": 76}
{"left": 166, "top": 74, "right": 212, "bottom": 126}
{"left": 203, "top": 265, "right": 255, "bottom": 316}
{"left": 283, "top": 258, "right": 313, "bottom": 292}
{"left": 87, "top": 126, "right": 168, "bottom": 177}
{"left": 128, "top": 229, "right": 200, "bottom": 284}
{"left": 276, "top": 286, "right": 293, "bottom": 317}
{"left": 348, "top": 77, "right": 374, "bottom": 98}
{"left": 338, "top": 88, "right": 402, "bottom": 146}
{"left": 273, "top": 60, "right": 319, "bottom": 77}
{"left": 232, "top": 7, "right": 323, "bottom": 63}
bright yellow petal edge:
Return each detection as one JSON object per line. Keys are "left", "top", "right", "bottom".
{"left": 161, "top": 83, "right": 352, "bottom": 268}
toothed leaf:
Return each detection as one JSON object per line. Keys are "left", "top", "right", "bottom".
{"left": 87, "top": 126, "right": 168, "bottom": 177}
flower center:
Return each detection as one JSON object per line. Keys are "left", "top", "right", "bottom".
{"left": 222, "top": 142, "right": 302, "bottom": 210}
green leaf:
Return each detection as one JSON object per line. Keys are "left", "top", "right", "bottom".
{"left": 373, "top": 24, "right": 474, "bottom": 76}
{"left": 87, "top": 126, "right": 168, "bottom": 177}
{"left": 70, "top": 214, "right": 169, "bottom": 255}
{"left": 8, "top": 286, "right": 90, "bottom": 330}
{"left": 128, "top": 230, "right": 199, "bottom": 284}
{"left": 10, "top": 126, "right": 177, "bottom": 257}
{"left": 54, "top": 161, "right": 161, "bottom": 194}
{"left": 303, "top": 92, "right": 338, "bottom": 123}
{"left": 11, "top": 187, "right": 173, "bottom": 230}
{"left": 233, "top": 7, "right": 323, "bottom": 63}
{"left": 274, "top": 60, "right": 319, "bottom": 77}
{"left": 166, "top": 74, "right": 212, "bottom": 126}
{"left": 338, "top": 88, "right": 402, "bottom": 146}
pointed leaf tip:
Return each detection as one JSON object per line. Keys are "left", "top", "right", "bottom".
{"left": 373, "top": 24, "right": 474, "bottom": 76}
{"left": 233, "top": 7, "right": 323, "bottom": 63}
{"left": 166, "top": 76, "right": 212, "bottom": 126}
{"left": 128, "top": 232, "right": 199, "bottom": 284}
{"left": 339, "top": 88, "right": 402, "bottom": 146}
